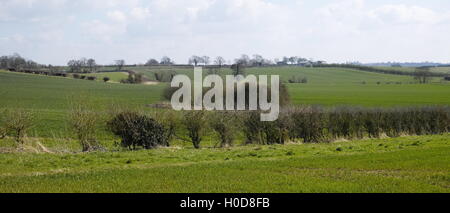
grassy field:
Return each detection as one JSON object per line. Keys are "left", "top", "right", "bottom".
{"left": 1, "top": 68, "right": 449, "bottom": 138}
{"left": 0, "top": 134, "right": 448, "bottom": 193}
{"left": 0, "top": 67, "right": 449, "bottom": 193}
{"left": 83, "top": 72, "right": 129, "bottom": 83}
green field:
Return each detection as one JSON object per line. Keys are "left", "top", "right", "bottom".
{"left": 0, "top": 134, "right": 448, "bottom": 193}
{"left": 1, "top": 66, "right": 449, "bottom": 193}
{"left": 1, "top": 67, "right": 449, "bottom": 138}
{"left": 83, "top": 72, "right": 129, "bottom": 83}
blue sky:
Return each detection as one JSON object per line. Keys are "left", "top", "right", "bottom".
{"left": 1, "top": 0, "right": 449, "bottom": 65}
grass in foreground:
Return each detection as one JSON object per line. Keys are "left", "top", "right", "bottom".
{"left": 0, "top": 134, "right": 448, "bottom": 193}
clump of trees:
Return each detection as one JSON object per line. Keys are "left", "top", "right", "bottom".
{"left": 0, "top": 54, "right": 42, "bottom": 71}
{"left": 121, "top": 72, "right": 144, "bottom": 84}
{"left": 145, "top": 59, "right": 159, "bottom": 66}
{"left": 68, "top": 58, "right": 97, "bottom": 73}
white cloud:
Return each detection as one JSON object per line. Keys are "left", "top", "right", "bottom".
{"left": 1, "top": 0, "right": 450, "bottom": 64}
{"left": 107, "top": 10, "right": 127, "bottom": 22}
{"left": 370, "top": 5, "right": 442, "bottom": 25}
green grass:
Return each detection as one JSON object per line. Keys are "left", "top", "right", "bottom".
{"left": 0, "top": 134, "right": 448, "bottom": 193}
{"left": 83, "top": 72, "right": 129, "bottom": 83}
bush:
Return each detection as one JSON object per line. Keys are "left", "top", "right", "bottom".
{"left": 290, "top": 106, "right": 327, "bottom": 143}
{"left": 3, "top": 109, "right": 33, "bottom": 144}
{"left": 242, "top": 110, "right": 289, "bottom": 145}
{"left": 87, "top": 76, "right": 97, "bottom": 81}
{"left": 154, "top": 71, "right": 176, "bottom": 82}
{"left": 73, "top": 73, "right": 81, "bottom": 79}
{"left": 108, "top": 111, "right": 168, "bottom": 150}
{"left": 80, "top": 75, "right": 87, "bottom": 79}
{"left": 209, "top": 112, "right": 239, "bottom": 147}
{"left": 121, "top": 72, "right": 144, "bottom": 84}
{"left": 69, "top": 102, "right": 100, "bottom": 152}
{"left": 182, "top": 111, "right": 206, "bottom": 149}
{"left": 103, "top": 77, "right": 110, "bottom": 82}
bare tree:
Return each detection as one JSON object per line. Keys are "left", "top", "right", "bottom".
{"left": 214, "top": 56, "right": 226, "bottom": 67}
{"left": 202, "top": 56, "right": 210, "bottom": 66}
{"left": 87, "top": 58, "right": 97, "bottom": 72}
{"left": 3, "top": 109, "right": 33, "bottom": 145}
{"left": 189, "top": 55, "right": 203, "bottom": 66}
{"left": 252, "top": 54, "right": 264, "bottom": 66}
{"left": 414, "top": 67, "right": 432, "bottom": 84}
{"left": 115, "top": 60, "right": 125, "bottom": 71}
{"left": 160, "top": 56, "right": 173, "bottom": 65}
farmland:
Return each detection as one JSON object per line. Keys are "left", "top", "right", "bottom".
{"left": 0, "top": 65, "right": 449, "bottom": 193}
{"left": 0, "top": 134, "right": 448, "bottom": 193}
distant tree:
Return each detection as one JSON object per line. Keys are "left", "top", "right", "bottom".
{"left": 189, "top": 55, "right": 203, "bottom": 66}
{"left": 115, "top": 60, "right": 125, "bottom": 71}
{"left": 231, "top": 63, "right": 245, "bottom": 76}
{"left": 214, "top": 56, "right": 226, "bottom": 67}
{"left": 296, "top": 57, "right": 308, "bottom": 65}
{"left": 235, "top": 54, "right": 250, "bottom": 66}
{"left": 288, "top": 56, "right": 298, "bottom": 65}
{"left": 87, "top": 58, "right": 97, "bottom": 72}
{"left": 160, "top": 56, "right": 173, "bottom": 65}
{"left": 145, "top": 58, "right": 159, "bottom": 66}
{"left": 414, "top": 67, "right": 432, "bottom": 84}
{"left": 202, "top": 56, "right": 210, "bottom": 66}
{"left": 251, "top": 54, "right": 264, "bottom": 66}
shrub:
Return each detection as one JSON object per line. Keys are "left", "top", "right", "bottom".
{"left": 154, "top": 71, "right": 176, "bottom": 82}
{"left": 182, "top": 111, "right": 206, "bottom": 149}
{"left": 86, "top": 76, "right": 97, "bottom": 81}
{"left": 290, "top": 106, "right": 327, "bottom": 143}
{"left": 103, "top": 77, "right": 110, "bottom": 82}
{"left": 108, "top": 111, "right": 168, "bottom": 150}
{"left": 80, "top": 75, "right": 86, "bottom": 79}
{"left": 73, "top": 73, "right": 81, "bottom": 79}
{"left": 69, "top": 102, "right": 101, "bottom": 152}
{"left": 242, "top": 110, "right": 289, "bottom": 145}
{"left": 209, "top": 112, "right": 239, "bottom": 147}
{"left": 3, "top": 109, "right": 33, "bottom": 144}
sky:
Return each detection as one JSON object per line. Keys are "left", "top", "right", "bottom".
{"left": 1, "top": 0, "right": 450, "bottom": 65}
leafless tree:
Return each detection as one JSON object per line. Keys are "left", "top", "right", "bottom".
{"left": 214, "top": 56, "right": 226, "bottom": 67}
{"left": 115, "top": 59, "right": 125, "bottom": 71}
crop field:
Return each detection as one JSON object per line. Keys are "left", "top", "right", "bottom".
{"left": 0, "top": 134, "right": 448, "bottom": 193}
{"left": 1, "top": 68, "right": 449, "bottom": 137}
{"left": 0, "top": 66, "right": 449, "bottom": 193}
